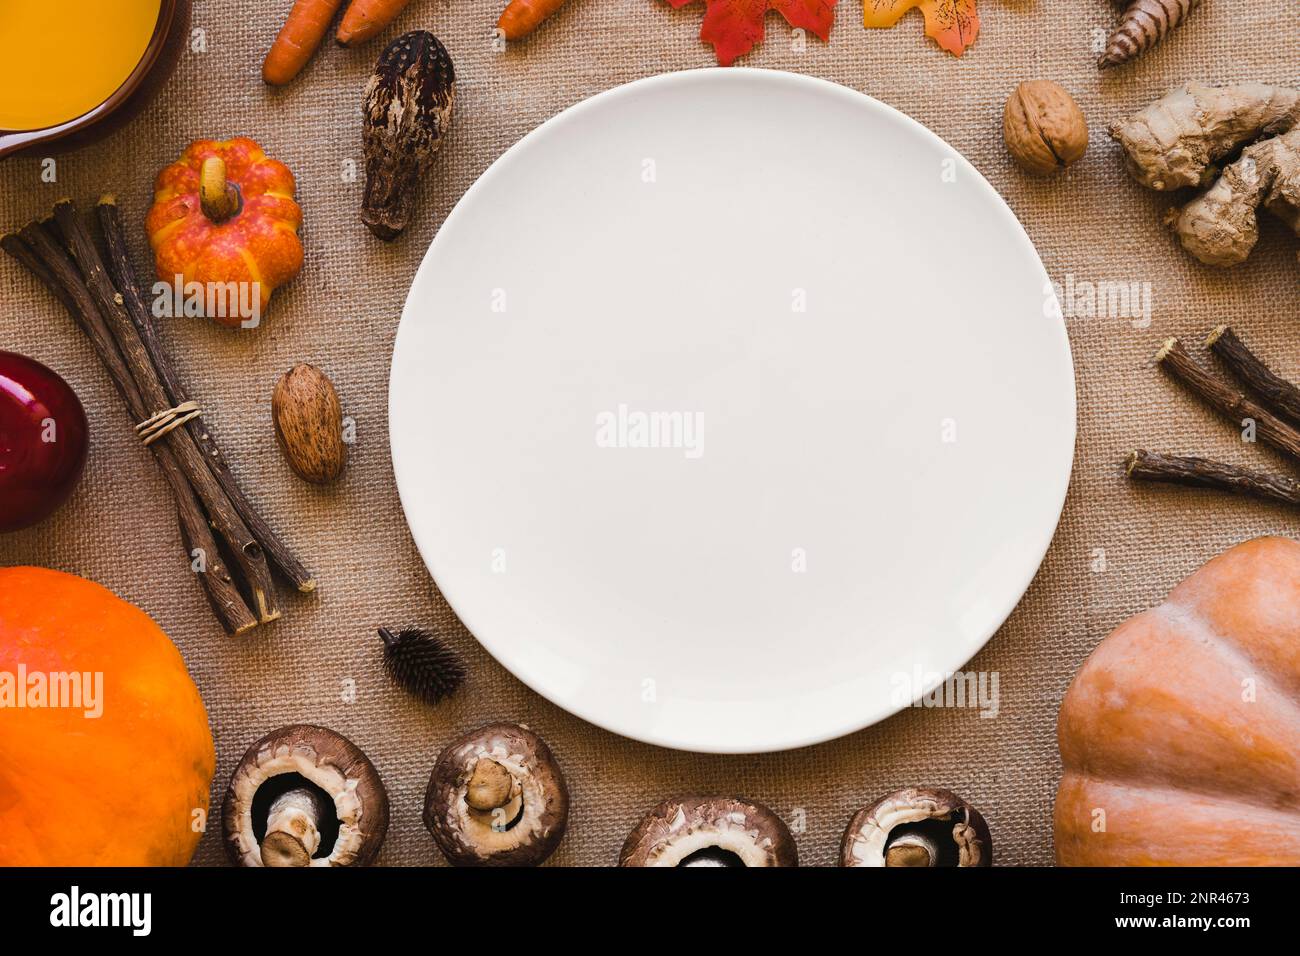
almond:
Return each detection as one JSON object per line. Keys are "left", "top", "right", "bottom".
{"left": 272, "top": 364, "right": 347, "bottom": 484}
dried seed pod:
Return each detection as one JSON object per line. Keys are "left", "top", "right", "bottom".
{"left": 1099, "top": 0, "right": 1203, "bottom": 70}
{"left": 361, "top": 31, "right": 455, "bottom": 241}
{"left": 272, "top": 363, "right": 348, "bottom": 484}
{"left": 377, "top": 625, "right": 466, "bottom": 704}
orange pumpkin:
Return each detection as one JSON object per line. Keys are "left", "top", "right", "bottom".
{"left": 146, "top": 137, "right": 303, "bottom": 327}
{"left": 0, "top": 567, "right": 215, "bottom": 865}
{"left": 1055, "top": 536, "right": 1300, "bottom": 866}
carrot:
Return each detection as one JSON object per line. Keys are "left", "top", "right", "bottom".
{"left": 262, "top": 0, "right": 346, "bottom": 86}
{"left": 336, "top": 0, "right": 412, "bottom": 47}
{"left": 497, "top": 0, "right": 569, "bottom": 41}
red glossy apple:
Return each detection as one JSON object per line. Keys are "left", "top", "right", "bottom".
{"left": 0, "top": 351, "right": 89, "bottom": 532}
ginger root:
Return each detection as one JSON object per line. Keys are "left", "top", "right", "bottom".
{"left": 1110, "top": 82, "right": 1300, "bottom": 267}
{"left": 1109, "top": 82, "right": 1300, "bottom": 191}
{"left": 1169, "top": 129, "right": 1300, "bottom": 267}
{"left": 1099, "top": 0, "right": 1203, "bottom": 70}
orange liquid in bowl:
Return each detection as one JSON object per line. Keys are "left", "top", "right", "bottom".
{"left": 0, "top": 0, "right": 161, "bottom": 131}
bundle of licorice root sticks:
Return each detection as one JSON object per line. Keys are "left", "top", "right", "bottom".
{"left": 1128, "top": 327, "right": 1300, "bottom": 511}
{"left": 2, "top": 197, "right": 313, "bottom": 633}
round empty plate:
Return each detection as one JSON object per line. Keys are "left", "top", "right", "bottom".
{"left": 390, "top": 69, "right": 1075, "bottom": 754}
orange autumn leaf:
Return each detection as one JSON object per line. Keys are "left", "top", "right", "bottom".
{"left": 666, "top": 0, "right": 838, "bottom": 67}
{"left": 863, "top": 0, "right": 979, "bottom": 56}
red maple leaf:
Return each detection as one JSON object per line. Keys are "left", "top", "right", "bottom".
{"left": 665, "top": 0, "right": 838, "bottom": 66}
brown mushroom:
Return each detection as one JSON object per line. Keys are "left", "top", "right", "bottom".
{"left": 222, "top": 725, "right": 389, "bottom": 867}
{"left": 423, "top": 722, "right": 568, "bottom": 866}
{"left": 619, "top": 796, "right": 798, "bottom": 867}
{"left": 839, "top": 787, "right": 991, "bottom": 867}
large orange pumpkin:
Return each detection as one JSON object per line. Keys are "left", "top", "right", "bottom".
{"left": 146, "top": 136, "right": 303, "bottom": 327}
{"left": 1055, "top": 536, "right": 1300, "bottom": 866}
{"left": 0, "top": 567, "right": 215, "bottom": 865}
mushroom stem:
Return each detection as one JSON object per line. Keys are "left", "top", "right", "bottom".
{"left": 261, "top": 787, "right": 329, "bottom": 867}
{"left": 198, "top": 156, "right": 240, "bottom": 222}
{"left": 885, "top": 831, "right": 939, "bottom": 867}
{"left": 465, "top": 758, "right": 514, "bottom": 811}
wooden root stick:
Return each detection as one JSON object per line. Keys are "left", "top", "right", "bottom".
{"left": 1154, "top": 337, "right": 1300, "bottom": 467}
{"left": 1205, "top": 325, "right": 1300, "bottom": 429}
{"left": 1, "top": 225, "right": 258, "bottom": 634}
{"left": 48, "top": 199, "right": 281, "bottom": 625}
{"left": 1126, "top": 450, "right": 1300, "bottom": 509}
{"left": 94, "top": 197, "right": 315, "bottom": 593}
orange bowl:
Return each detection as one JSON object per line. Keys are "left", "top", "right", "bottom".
{"left": 0, "top": 0, "right": 190, "bottom": 159}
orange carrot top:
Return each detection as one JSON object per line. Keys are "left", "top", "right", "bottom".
{"left": 263, "top": 0, "right": 346, "bottom": 86}
{"left": 336, "top": 0, "right": 412, "bottom": 47}
{"left": 498, "top": 0, "right": 569, "bottom": 41}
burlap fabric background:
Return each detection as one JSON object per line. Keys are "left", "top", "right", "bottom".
{"left": 1, "top": 1, "right": 1297, "bottom": 866}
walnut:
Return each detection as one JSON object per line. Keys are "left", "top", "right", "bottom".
{"left": 1003, "top": 80, "right": 1089, "bottom": 176}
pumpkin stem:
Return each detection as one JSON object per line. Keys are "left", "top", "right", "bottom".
{"left": 199, "top": 156, "right": 240, "bottom": 223}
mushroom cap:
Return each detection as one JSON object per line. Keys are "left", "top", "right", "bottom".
{"left": 423, "top": 722, "right": 569, "bottom": 866}
{"left": 619, "top": 796, "right": 798, "bottom": 867}
{"left": 839, "top": 787, "right": 992, "bottom": 867}
{"left": 222, "top": 724, "right": 389, "bottom": 867}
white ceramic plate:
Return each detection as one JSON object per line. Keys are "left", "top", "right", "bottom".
{"left": 390, "top": 69, "right": 1075, "bottom": 754}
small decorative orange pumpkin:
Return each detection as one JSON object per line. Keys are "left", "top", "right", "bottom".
{"left": 0, "top": 567, "right": 215, "bottom": 866}
{"left": 1055, "top": 536, "right": 1300, "bottom": 866}
{"left": 146, "top": 137, "right": 303, "bottom": 328}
